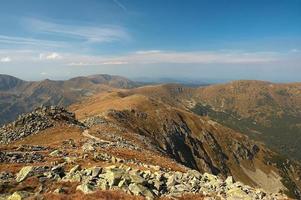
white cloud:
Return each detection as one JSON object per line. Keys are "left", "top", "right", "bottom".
{"left": 39, "top": 52, "right": 62, "bottom": 60}
{"left": 0, "top": 57, "right": 11, "bottom": 63}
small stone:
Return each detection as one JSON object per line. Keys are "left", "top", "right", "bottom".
{"left": 49, "top": 150, "right": 62, "bottom": 157}
{"left": 64, "top": 157, "right": 76, "bottom": 163}
{"left": 69, "top": 165, "right": 81, "bottom": 174}
{"left": 54, "top": 187, "right": 65, "bottom": 194}
{"left": 91, "top": 167, "right": 102, "bottom": 177}
{"left": 16, "top": 166, "right": 34, "bottom": 182}
{"left": 82, "top": 143, "right": 95, "bottom": 152}
{"left": 225, "top": 176, "right": 234, "bottom": 185}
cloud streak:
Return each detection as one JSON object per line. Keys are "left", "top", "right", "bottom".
{"left": 66, "top": 50, "right": 284, "bottom": 66}
{"left": 0, "top": 18, "right": 130, "bottom": 53}
{"left": 26, "top": 18, "right": 130, "bottom": 44}
{"left": 0, "top": 35, "right": 65, "bottom": 48}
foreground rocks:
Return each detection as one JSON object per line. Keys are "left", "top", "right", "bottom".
{"left": 2, "top": 164, "right": 288, "bottom": 200}
{"left": 0, "top": 106, "right": 85, "bottom": 144}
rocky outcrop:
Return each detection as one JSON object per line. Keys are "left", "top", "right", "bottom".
{"left": 6, "top": 164, "right": 288, "bottom": 200}
{"left": 0, "top": 151, "right": 44, "bottom": 163}
{"left": 0, "top": 106, "right": 84, "bottom": 144}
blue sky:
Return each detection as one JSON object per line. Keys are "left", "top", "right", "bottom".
{"left": 0, "top": 0, "right": 300, "bottom": 82}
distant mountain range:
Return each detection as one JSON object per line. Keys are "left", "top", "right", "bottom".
{"left": 0, "top": 74, "right": 138, "bottom": 125}
{"left": 1, "top": 74, "right": 301, "bottom": 162}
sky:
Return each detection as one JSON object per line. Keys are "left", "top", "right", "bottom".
{"left": 0, "top": 0, "right": 300, "bottom": 82}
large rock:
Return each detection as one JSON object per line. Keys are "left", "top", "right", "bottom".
{"left": 102, "top": 167, "right": 125, "bottom": 187}
{"left": 16, "top": 166, "right": 34, "bottom": 182}
{"left": 129, "top": 183, "right": 155, "bottom": 200}
{"left": 129, "top": 173, "right": 146, "bottom": 185}
{"left": 7, "top": 191, "right": 30, "bottom": 200}
{"left": 76, "top": 183, "right": 95, "bottom": 194}
{"left": 63, "top": 165, "right": 82, "bottom": 182}
{"left": 226, "top": 187, "right": 252, "bottom": 200}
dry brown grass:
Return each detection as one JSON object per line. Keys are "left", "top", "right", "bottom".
{"left": 108, "top": 148, "right": 187, "bottom": 172}
{"left": 41, "top": 190, "right": 145, "bottom": 200}
{"left": 10, "top": 124, "right": 84, "bottom": 147}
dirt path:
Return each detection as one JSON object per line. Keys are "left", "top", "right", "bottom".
{"left": 82, "top": 129, "right": 111, "bottom": 143}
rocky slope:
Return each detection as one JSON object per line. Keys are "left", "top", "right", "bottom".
{"left": 0, "top": 106, "right": 84, "bottom": 144}
{"left": 125, "top": 82, "right": 301, "bottom": 161}
{"left": 0, "top": 74, "right": 139, "bottom": 125}
{"left": 71, "top": 89, "right": 301, "bottom": 198}
{"left": 1, "top": 79, "right": 301, "bottom": 199}
{"left": 0, "top": 105, "right": 293, "bottom": 200}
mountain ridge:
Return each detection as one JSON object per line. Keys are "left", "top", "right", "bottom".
{"left": 0, "top": 74, "right": 139, "bottom": 125}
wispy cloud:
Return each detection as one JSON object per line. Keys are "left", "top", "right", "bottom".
{"left": 0, "top": 35, "right": 65, "bottom": 48}
{"left": 0, "top": 18, "right": 130, "bottom": 54}
{"left": 26, "top": 18, "right": 130, "bottom": 43}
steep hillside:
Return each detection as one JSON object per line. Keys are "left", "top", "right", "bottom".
{"left": 71, "top": 89, "right": 301, "bottom": 198}
{"left": 123, "top": 82, "right": 301, "bottom": 161}
{"left": 0, "top": 74, "right": 138, "bottom": 125}
{"left": 0, "top": 74, "right": 25, "bottom": 91}
{"left": 191, "top": 80, "right": 301, "bottom": 160}
{"left": 0, "top": 105, "right": 296, "bottom": 200}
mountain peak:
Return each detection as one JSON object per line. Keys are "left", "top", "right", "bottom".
{"left": 0, "top": 105, "right": 84, "bottom": 144}
{"left": 0, "top": 74, "right": 24, "bottom": 91}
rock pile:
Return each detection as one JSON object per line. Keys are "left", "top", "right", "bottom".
{"left": 0, "top": 106, "right": 84, "bottom": 144}
{"left": 6, "top": 164, "right": 287, "bottom": 200}
{"left": 81, "top": 116, "right": 107, "bottom": 127}
{"left": 0, "top": 151, "right": 44, "bottom": 163}
{"left": 82, "top": 138, "right": 141, "bottom": 153}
